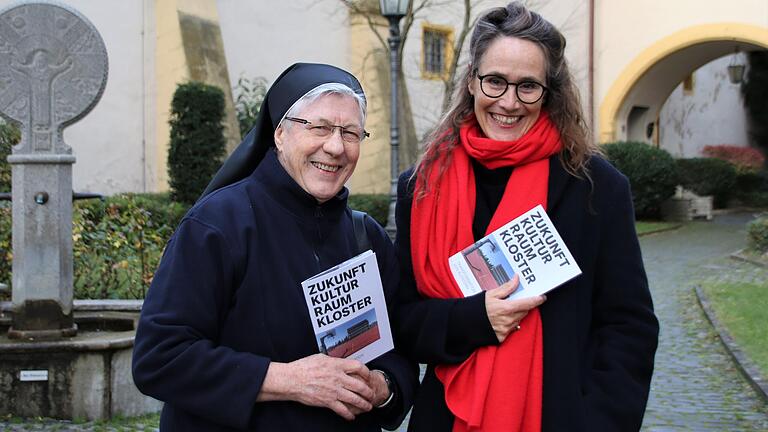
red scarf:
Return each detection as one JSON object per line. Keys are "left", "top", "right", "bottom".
{"left": 411, "top": 113, "right": 561, "bottom": 431}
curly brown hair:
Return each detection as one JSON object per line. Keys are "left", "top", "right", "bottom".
{"left": 413, "top": 1, "right": 600, "bottom": 197}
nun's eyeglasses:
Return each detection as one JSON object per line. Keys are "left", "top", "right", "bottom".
{"left": 284, "top": 117, "right": 370, "bottom": 143}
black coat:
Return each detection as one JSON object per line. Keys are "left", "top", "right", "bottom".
{"left": 133, "top": 150, "right": 418, "bottom": 431}
{"left": 394, "top": 155, "right": 659, "bottom": 431}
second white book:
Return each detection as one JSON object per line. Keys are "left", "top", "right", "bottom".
{"left": 448, "top": 205, "right": 581, "bottom": 300}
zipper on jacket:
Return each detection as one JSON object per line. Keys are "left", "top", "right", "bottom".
{"left": 313, "top": 206, "right": 323, "bottom": 267}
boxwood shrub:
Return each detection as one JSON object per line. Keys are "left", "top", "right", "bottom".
{"left": 602, "top": 141, "right": 678, "bottom": 219}
{"left": 72, "top": 193, "right": 187, "bottom": 299}
{"left": 747, "top": 215, "right": 768, "bottom": 253}
{"left": 675, "top": 158, "right": 737, "bottom": 208}
{"left": 0, "top": 194, "right": 187, "bottom": 300}
{"left": 168, "top": 82, "right": 226, "bottom": 204}
{"left": 0, "top": 203, "right": 10, "bottom": 297}
{"left": 732, "top": 169, "right": 768, "bottom": 207}
{"left": 0, "top": 122, "right": 21, "bottom": 193}
{"left": 348, "top": 193, "right": 389, "bottom": 226}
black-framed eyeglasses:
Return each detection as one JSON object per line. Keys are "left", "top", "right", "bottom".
{"left": 283, "top": 117, "right": 370, "bottom": 143}
{"left": 477, "top": 74, "right": 548, "bottom": 104}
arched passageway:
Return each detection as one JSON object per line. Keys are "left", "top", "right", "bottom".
{"left": 599, "top": 23, "right": 768, "bottom": 144}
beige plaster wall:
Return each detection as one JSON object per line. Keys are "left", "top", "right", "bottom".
{"left": 154, "top": 0, "right": 188, "bottom": 192}
{"left": 216, "top": 0, "right": 350, "bottom": 85}
{"left": 347, "top": 11, "right": 392, "bottom": 194}
{"left": 595, "top": 0, "right": 768, "bottom": 138}
{"left": 177, "top": 6, "right": 240, "bottom": 154}
{"left": 154, "top": 0, "right": 238, "bottom": 192}
{"left": 533, "top": 0, "right": 591, "bottom": 126}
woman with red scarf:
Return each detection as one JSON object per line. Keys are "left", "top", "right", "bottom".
{"left": 394, "top": 3, "right": 659, "bottom": 431}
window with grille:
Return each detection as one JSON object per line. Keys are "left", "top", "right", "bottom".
{"left": 422, "top": 24, "right": 453, "bottom": 80}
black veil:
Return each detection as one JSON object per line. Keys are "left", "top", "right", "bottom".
{"left": 199, "top": 63, "right": 364, "bottom": 199}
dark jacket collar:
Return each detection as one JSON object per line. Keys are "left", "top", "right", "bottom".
{"left": 251, "top": 149, "right": 349, "bottom": 220}
{"left": 547, "top": 156, "right": 577, "bottom": 214}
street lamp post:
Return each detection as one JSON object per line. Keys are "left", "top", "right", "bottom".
{"left": 380, "top": 0, "right": 409, "bottom": 240}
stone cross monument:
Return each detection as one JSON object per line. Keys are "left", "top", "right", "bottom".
{"left": 0, "top": 1, "right": 108, "bottom": 339}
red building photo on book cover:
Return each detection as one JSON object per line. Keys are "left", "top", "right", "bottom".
{"left": 449, "top": 205, "right": 582, "bottom": 300}
{"left": 461, "top": 236, "right": 516, "bottom": 291}
{"left": 316, "top": 308, "right": 380, "bottom": 359}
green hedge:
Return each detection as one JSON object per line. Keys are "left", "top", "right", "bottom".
{"left": 0, "top": 203, "right": 10, "bottom": 295}
{"left": 735, "top": 170, "right": 767, "bottom": 192}
{"left": 72, "top": 194, "right": 187, "bottom": 299}
{"left": 603, "top": 141, "right": 678, "bottom": 219}
{"left": 747, "top": 215, "right": 768, "bottom": 253}
{"left": 0, "top": 122, "right": 21, "bottom": 192}
{"left": 733, "top": 169, "right": 768, "bottom": 207}
{"left": 675, "top": 158, "right": 737, "bottom": 208}
{"left": 348, "top": 194, "right": 389, "bottom": 226}
{"left": 0, "top": 193, "right": 389, "bottom": 300}
{"left": 168, "top": 82, "right": 226, "bottom": 204}
{"left": 0, "top": 194, "right": 187, "bottom": 300}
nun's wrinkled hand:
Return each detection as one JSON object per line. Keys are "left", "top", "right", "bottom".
{"left": 484, "top": 275, "right": 546, "bottom": 343}
{"left": 258, "top": 354, "right": 375, "bottom": 420}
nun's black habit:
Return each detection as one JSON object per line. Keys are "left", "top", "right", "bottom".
{"left": 132, "top": 63, "right": 418, "bottom": 431}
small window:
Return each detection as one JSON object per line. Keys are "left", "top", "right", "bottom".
{"left": 423, "top": 30, "right": 445, "bottom": 74}
{"left": 683, "top": 73, "right": 694, "bottom": 95}
{"left": 422, "top": 23, "right": 453, "bottom": 80}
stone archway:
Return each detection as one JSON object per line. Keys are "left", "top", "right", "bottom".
{"left": 599, "top": 23, "right": 768, "bottom": 143}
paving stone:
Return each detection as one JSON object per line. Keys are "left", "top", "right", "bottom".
{"left": 641, "top": 213, "right": 768, "bottom": 431}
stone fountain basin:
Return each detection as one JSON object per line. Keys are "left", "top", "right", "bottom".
{"left": 0, "top": 300, "right": 161, "bottom": 420}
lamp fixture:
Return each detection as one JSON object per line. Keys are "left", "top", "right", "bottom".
{"left": 727, "top": 47, "right": 746, "bottom": 84}
{"left": 379, "top": 0, "right": 409, "bottom": 19}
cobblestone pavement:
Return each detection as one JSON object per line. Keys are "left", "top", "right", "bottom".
{"left": 3, "top": 214, "right": 767, "bottom": 431}
{"left": 0, "top": 418, "right": 158, "bottom": 432}
{"left": 640, "top": 213, "right": 768, "bottom": 431}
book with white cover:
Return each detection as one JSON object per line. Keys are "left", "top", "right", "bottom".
{"left": 301, "top": 250, "right": 393, "bottom": 364}
{"left": 449, "top": 205, "right": 581, "bottom": 300}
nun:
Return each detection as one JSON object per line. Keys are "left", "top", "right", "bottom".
{"left": 132, "top": 63, "right": 418, "bottom": 431}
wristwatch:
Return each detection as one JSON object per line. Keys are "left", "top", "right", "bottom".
{"left": 371, "top": 369, "right": 395, "bottom": 408}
